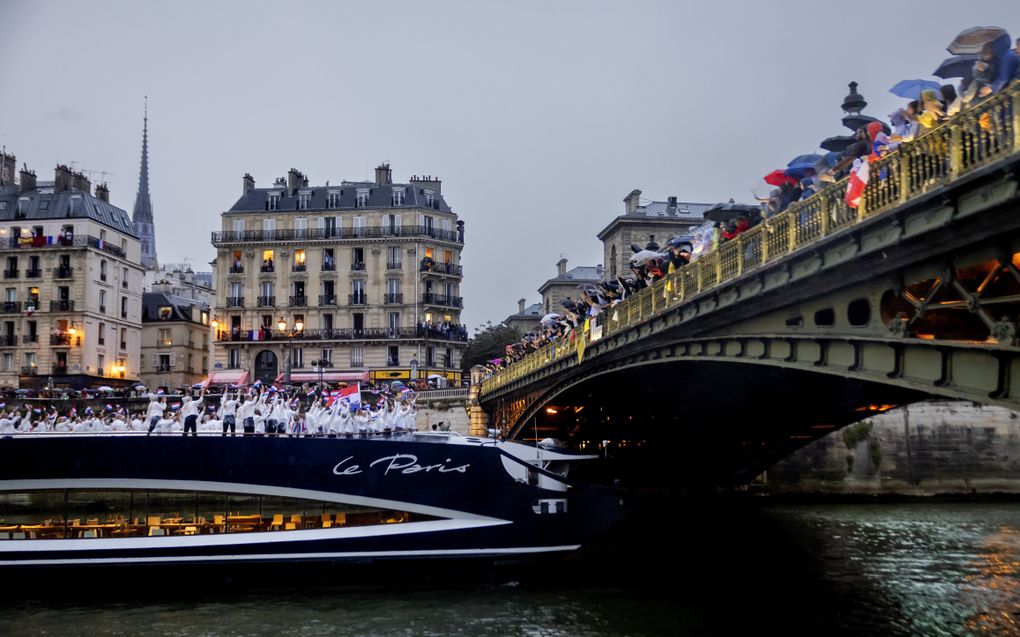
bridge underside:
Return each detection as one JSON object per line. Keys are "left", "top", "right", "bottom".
{"left": 520, "top": 361, "right": 926, "bottom": 488}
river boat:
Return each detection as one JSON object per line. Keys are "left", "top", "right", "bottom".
{"left": 0, "top": 432, "right": 625, "bottom": 571}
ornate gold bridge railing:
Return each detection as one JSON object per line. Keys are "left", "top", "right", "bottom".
{"left": 480, "top": 83, "right": 1020, "bottom": 396}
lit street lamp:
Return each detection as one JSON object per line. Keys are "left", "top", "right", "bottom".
{"left": 277, "top": 317, "right": 304, "bottom": 384}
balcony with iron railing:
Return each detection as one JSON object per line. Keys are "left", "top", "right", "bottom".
{"left": 480, "top": 83, "right": 1020, "bottom": 396}
{"left": 292, "top": 263, "right": 307, "bottom": 273}
{"left": 257, "top": 295, "right": 276, "bottom": 307}
{"left": 289, "top": 295, "right": 308, "bottom": 307}
{"left": 1, "top": 302, "right": 21, "bottom": 313}
{"left": 386, "top": 261, "right": 402, "bottom": 270}
{"left": 229, "top": 264, "right": 244, "bottom": 274}
{"left": 2, "top": 234, "right": 126, "bottom": 258}
{"left": 50, "top": 300, "right": 74, "bottom": 312}
{"left": 420, "top": 261, "right": 463, "bottom": 276}
{"left": 260, "top": 263, "right": 275, "bottom": 273}
{"left": 50, "top": 333, "right": 71, "bottom": 346}
{"left": 318, "top": 295, "right": 338, "bottom": 307}
{"left": 348, "top": 293, "right": 367, "bottom": 306}
{"left": 0, "top": 336, "right": 15, "bottom": 346}
{"left": 22, "top": 334, "right": 38, "bottom": 344}
{"left": 214, "top": 325, "right": 469, "bottom": 343}
{"left": 20, "top": 366, "right": 38, "bottom": 376}
{"left": 321, "top": 261, "right": 336, "bottom": 272}
{"left": 25, "top": 268, "right": 41, "bottom": 278}
{"left": 54, "top": 267, "right": 73, "bottom": 279}
{"left": 421, "top": 293, "right": 463, "bottom": 308}
{"left": 211, "top": 224, "right": 463, "bottom": 245}
{"left": 3, "top": 269, "right": 18, "bottom": 279}
{"left": 384, "top": 293, "right": 403, "bottom": 304}
{"left": 226, "top": 296, "right": 244, "bottom": 308}
{"left": 351, "top": 262, "right": 366, "bottom": 272}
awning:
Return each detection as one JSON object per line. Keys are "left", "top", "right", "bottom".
{"left": 201, "top": 370, "right": 249, "bottom": 388}
{"left": 273, "top": 371, "right": 370, "bottom": 383}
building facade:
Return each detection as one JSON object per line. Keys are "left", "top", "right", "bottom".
{"left": 538, "top": 258, "right": 604, "bottom": 315}
{"left": 139, "top": 292, "right": 210, "bottom": 390}
{"left": 0, "top": 154, "right": 144, "bottom": 390}
{"left": 503, "top": 298, "right": 542, "bottom": 335}
{"left": 597, "top": 190, "right": 712, "bottom": 279}
{"left": 210, "top": 164, "right": 466, "bottom": 387}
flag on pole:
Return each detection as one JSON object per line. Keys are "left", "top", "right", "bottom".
{"left": 845, "top": 157, "right": 870, "bottom": 209}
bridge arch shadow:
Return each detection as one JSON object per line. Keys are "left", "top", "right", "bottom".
{"left": 506, "top": 359, "right": 927, "bottom": 488}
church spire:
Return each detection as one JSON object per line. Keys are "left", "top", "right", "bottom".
{"left": 132, "top": 96, "right": 158, "bottom": 270}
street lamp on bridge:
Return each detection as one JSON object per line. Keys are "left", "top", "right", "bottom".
{"left": 277, "top": 317, "right": 304, "bottom": 384}
{"left": 310, "top": 358, "right": 332, "bottom": 388}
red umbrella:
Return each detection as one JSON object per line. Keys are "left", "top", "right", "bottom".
{"left": 763, "top": 169, "right": 798, "bottom": 187}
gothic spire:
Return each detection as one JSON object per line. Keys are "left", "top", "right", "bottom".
{"left": 132, "top": 96, "right": 158, "bottom": 270}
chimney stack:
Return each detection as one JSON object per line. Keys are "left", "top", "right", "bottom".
{"left": 556, "top": 258, "right": 568, "bottom": 277}
{"left": 71, "top": 170, "right": 90, "bottom": 193}
{"left": 624, "top": 189, "right": 642, "bottom": 214}
{"left": 54, "top": 165, "right": 73, "bottom": 192}
{"left": 243, "top": 173, "right": 255, "bottom": 194}
{"left": 287, "top": 168, "right": 305, "bottom": 193}
{"left": 19, "top": 165, "right": 36, "bottom": 193}
{"left": 667, "top": 196, "right": 678, "bottom": 215}
{"left": 95, "top": 183, "right": 109, "bottom": 202}
{"left": 374, "top": 163, "right": 392, "bottom": 185}
{"left": 517, "top": 298, "right": 526, "bottom": 313}
{"left": 0, "top": 152, "right": 15, "bottom": 186}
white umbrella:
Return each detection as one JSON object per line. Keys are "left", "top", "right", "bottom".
{"left": 629, "top": 249, "right": 664, "bottom": 266}
{"left": 97, "top": 386, "right": 114, "bottom": 392}
{"left": 540, "top": 312, "right": 561, "bottom": 326}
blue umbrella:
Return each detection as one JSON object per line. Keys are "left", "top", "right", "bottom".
{"left": 822, "top": 151, "right": 842, "bottom": 168}
{"left": 889, "top": 79, "right": 942, "bottom": 100}
{"left": 933, "top": 54, "right": 978, "bottom": 80}
{"left": 786, "top": 154, "right": 823, "bottom": 178}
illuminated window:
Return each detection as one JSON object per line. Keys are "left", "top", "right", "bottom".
{"left": 294, "top": 249, "right": 305, "bottom": 266}
{"left": 424, "top": 247, "right": 433, "bottom": 259}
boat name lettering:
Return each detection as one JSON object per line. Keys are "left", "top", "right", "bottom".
{"left": 332, "top": 454, "right": 470, "bottom": 477}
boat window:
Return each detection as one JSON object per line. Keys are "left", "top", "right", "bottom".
{"left": 0, "top": 489, "right": 436, "bottom": 539}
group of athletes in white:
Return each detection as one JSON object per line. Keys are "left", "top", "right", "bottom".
{"left": 0, "top": 385, "right": 418, "bottom": 437}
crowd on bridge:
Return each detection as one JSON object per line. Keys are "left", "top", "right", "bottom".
{"left": 0, "top": 381, "right": 423, "bottom": 438}
{"left": 484, "top": 25, "right": 1020, "bottom": 379}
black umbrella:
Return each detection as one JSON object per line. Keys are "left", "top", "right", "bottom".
{"left": 933, "top": 54, "right": 978, "bottom": 80}
{"left": 820, "top": 135, "right": 855, "bottom": 152}
{"left": 704, "top": 202, "right": 761, "bottom": 223}
{"left": 842, "top": 113, "right": 890, "bottom": 134}
{"left": 947, "top": 26, "right": 1010, "bottom": 56}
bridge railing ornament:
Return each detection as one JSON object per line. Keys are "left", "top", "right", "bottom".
{"left": 480, "top": 83, "right": 1020, "bottom": 396}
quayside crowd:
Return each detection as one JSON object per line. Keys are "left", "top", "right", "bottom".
{"left": 0, "top": 383, "right": 424, "bottom": 437}
{"left": 488, "top": 27, "right": 1020, "bottom": 376}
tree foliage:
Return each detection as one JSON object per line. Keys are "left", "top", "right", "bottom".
{"left": 461, "top": 322, "right": 522, "bottom": 370}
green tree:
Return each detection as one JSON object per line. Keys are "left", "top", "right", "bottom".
{"left": 461, "top": 322, "right": 522, "bottom": 370}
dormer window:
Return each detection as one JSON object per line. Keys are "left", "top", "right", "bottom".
{"left": 391, "top": 187, "right": 405, "bottom": 206}
{"left": 267, "top": 192, "right": 280, "bottom": 211}
{"left": 327, "top": 190, "right": 340, "bottom": 209}
{"left": 355, "top": 188, "right": 370, "bottom": 208}
{"left": 424, "top": 189, "right": 436, "bottom": 208}
{"left": 158, "top": 306, "right": 173, "bottom": 320}
{"left": 298, "top": 191, "right": 311, "bottom": 210}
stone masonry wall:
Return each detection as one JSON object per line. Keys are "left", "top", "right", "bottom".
{"left": 766, "top": 401, "right": 1020, "bottom": 495}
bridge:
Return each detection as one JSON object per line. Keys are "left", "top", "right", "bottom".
{"left": 474, "top": 84, "right": 1020, "bottom": 487}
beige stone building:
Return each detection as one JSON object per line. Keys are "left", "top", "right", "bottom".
{"left": 503, "top": 298, "right": 542, "bottom": 335}
{"left": 210, "top": 164, "right": 466, "bottom": 387}
{"left": 597, "top": 190, "right": 712, "bottom": 279}
{"left": 538, "top": 258, "right": 604, "bottom": 315}
{"left": 0, "top": 154, "right": 144, "bottom": 389}
{"left": 139, "top": 292, "right": 211, "bottom": 390}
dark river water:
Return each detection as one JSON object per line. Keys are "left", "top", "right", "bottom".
{"left": 1, "top": 501, "right": 1017, "bottom": 636}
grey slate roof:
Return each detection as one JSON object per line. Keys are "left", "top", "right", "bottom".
{"left": 228, "top": 181, "right": 452, "bottom": 214}
{"left": 0, "top": 184, "right": 137, "bottom": 237}
{"left": 142, "top": 291, "right": 209, "bottom": 323}
{"left": 637, "top": 200, "right": 714, "bottom": 219}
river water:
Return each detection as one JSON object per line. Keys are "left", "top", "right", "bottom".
{"left": 1, "top": 501, "right": 1017, "bottom": 636}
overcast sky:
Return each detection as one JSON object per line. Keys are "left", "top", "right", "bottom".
{"left": 1, "top": 1, "right": 1016, "bottom": 329}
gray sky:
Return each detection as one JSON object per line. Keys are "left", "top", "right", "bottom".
{"left": 1, "top": 1, "right": 1017, "bottom": 329}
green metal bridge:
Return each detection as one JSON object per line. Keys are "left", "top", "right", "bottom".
{"left": 474, "top": 84, "right": 1020, "bottom": 486}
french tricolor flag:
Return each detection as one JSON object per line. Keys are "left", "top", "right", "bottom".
{"left": 845, "top": 157, "right": 870, "bottom": 209}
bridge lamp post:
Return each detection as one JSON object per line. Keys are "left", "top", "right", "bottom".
{"left": 310, "top": 358, "right": 332, "bottom": 388}
{"left": 277, "top": 318, "right": 304, "bottom": 384}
